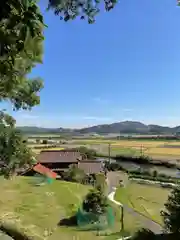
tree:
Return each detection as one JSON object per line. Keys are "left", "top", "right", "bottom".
{"left": 42, "top": 139, "right": 48, "bottom": 144}
{"left": 47, "top": 0, "right": 117, "bottom": 24}
{"left": 161, "top": 186, "right": 180, "bottom": 236}
{"left": 0, "top": 111, "right": 37, "bottom": 178}
{"left": 82, "top": 188, "right": 108, "bottom": 214}
{"left": 0, "top": 0, "right": 44, "bottom": 110}
{"left": 77, "top": 146, "right": 97, "bottom": 160}
{"left": 66, "top": 164, "right": 86, "bottom": 183}
{"left": 0, "top": 0, "right": 44, "bottom": 177}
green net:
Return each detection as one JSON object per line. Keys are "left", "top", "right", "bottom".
{"left": 76, "top": 207, "right": 114, "bottom": 231}
{"left": 30, "top": 173, "right": 53, "bottom": 186}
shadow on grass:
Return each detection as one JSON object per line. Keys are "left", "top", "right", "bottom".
{"left": 106, "top": 230, "right": 130, "bottom": 238}
{"left": 58, "top": 215, "right": 77, "bottom": 227}
{"left": 0, "top": 223, "right": 32, "bottom": 240}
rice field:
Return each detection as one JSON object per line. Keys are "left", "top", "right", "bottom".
{"left": 29, "top": 138, "right": 180, "bottom": 161}
{"left": 71, "top": 139, "right": 180, "bottom": 161}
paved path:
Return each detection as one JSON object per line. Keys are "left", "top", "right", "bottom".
{"left": 107, "top": 171, "right": 163, "bottom": 235}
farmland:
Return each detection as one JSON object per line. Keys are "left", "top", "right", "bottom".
{"left": 28, "top": 137, "right": 180, "bottom": 163}
{"left": 68, "top": 139, "right": 180, "bottom": 161}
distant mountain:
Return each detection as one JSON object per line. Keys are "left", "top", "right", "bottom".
{"left": 76, "top": 121, "right": 149, "bottom": 134}
{"left": 16, "top": 126, "right": 58, "bottom": 134}
{"left": 16, "top": 121, "right": 180, "bottom": 135}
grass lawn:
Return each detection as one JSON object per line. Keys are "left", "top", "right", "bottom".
{"left": 115, "top": 182, "right": 170, "bottom": 225}
{"left": 0, "top": 177, "right": 143, "bottom": 240}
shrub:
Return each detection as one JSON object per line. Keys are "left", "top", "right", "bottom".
{"left": 42, "top": 139, "right": 48, "bottom": 144}
{"left": 74, "top": 146, "right": 97, "bottom": 160}
{"left": 66, "top": 164, "right": 86, "bottom": 183}
{"left": 152, "top": 170, "right": 157, "bottom": 177}
{"left": 104, "top": 162, "right": 125, "bottom": 171}
{"left": 94, "top": 173, "right": 106, "bottom": 192}
{"left": 36, "top": 139, "right": 40, "bottom": 144}
{"left": 82, "top": 188, "right": 109, "bottom": 215}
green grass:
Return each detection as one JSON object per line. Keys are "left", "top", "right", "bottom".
{"left": 115, "top": 183, "right": 170, "bottom": 225}
{"left": 0, "top": 177, "right": 144, "bottom": 240}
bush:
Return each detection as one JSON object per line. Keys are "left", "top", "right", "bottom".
{"left": 152, "top": 170, "right": 157, "bottom": 177}
{"left": 33, "top": 144, "right": 61, "bottom": 149}
{"left": 82, "top": 188, "right": 109, "bottom": 215}
{"left": 129, "top": 173, "right": 180, "bottom": 184}
{"left": 42, "top": 139, "right": 48, "bottom": 144}
{"left": 94, "top": 173, "right": 106, "bottom": 192}
{"left": 74, "top": 146, "right": 97, "bottom": 160}
{"left": 104, "top": 162, "right": 126, "bottom": 172}
{"left": 65, "top": 164, "right": 86, "bottom": 183}
{"left": 113, "top": 155, "right": 177, "bottom": 169}
{"left": 82, "top": 174, "right": 95, "bottom": 185}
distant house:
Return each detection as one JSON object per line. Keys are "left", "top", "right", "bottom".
{"left": 37, "top": 149, "right": 82, "bottom": 173}
{"left": 33, "top": 149, "right": 104, "bottom": 176}
{"left": 78, "top": 160, "right": 104, "bottom": 175}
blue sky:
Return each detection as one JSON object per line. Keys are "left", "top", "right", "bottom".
{"left": 4, "top": 0, "right": 180, "bottom": 128}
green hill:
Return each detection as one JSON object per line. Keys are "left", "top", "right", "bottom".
{"left": 17, "top": 121, "right": 180, "bottom": 135}
{"left": 0, "top": 177, "right": 142, "bottom": 240}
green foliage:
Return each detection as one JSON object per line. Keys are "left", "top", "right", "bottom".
{"left": 0, "top": 0, "right": 44, "bottom": 110}
{"left": 82, "top": 188, "right": 108, "bottom": 215}
{"left": 0, "top": 0, "right": 45, "bottom": 177}
{"left": 42, "top": 139, "right": 48, "bottom": 144}
{"left": 94, "top": 173, "right": 106, "bottom": 192}
{"left": 161, "top": 186, "right": 180, "bottom": 235}
{"left": 104, "top": 161, "right": 126, "bottom": 172}
{"left": 66, "top": 164, "right": 86, "bottom": 183}
{"left": 77, "top": 146, "right": 97, "bottom": 159}
{"left": 47, "top": 0, "right": 118, "bottom": 24}
{"left": 128, "top": 169, "right": 180, "bottom": 185}
{"left": 0, "top": 111, "right": 36, "bottom": 178}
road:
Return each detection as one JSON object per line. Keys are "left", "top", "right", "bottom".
{"left": 107, "top": 171, "right": 163, "bottom": 234}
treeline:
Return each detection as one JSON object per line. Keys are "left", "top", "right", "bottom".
{"left": 116, "top": 135, "right": 180, "bottom": 141}
{"left": 128, "top": 169, "right": 179, "bottom": 184}
{"left": 104, "top": 161, "right": 179, "bottom": 185}
{"left": 113, "top": 155, "right": 178, "bottom": 169}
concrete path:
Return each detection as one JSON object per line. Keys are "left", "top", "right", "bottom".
{"left": 107, "top": 171, "right": 163, "bottom": 235}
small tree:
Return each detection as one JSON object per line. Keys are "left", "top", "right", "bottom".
{"left": 66, "top": 164, "right": 85, "bottom": 183}
{"left": 161, "top": 186, "right": 180, "bottom": 236}
{"left": 77, "top": 146, "right": 97, "bottom": 160}
{"left": 94, "top": 173, "right": 106, "bottom": 192}
{"left": 82, "top": 188, "right": 108, "bottom": 215}
{"left": 42, "top": 139, "right": 48, "bottom": 144}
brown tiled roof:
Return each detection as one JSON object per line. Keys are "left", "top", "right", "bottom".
{"left": 37, "top": 150, "right": 81, "bottom": 163}
{"left": 78, "top": 161, "right": 104, "bottom": 174}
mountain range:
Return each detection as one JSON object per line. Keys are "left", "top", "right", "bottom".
{"left": 17, "top": 121, "right": 180, "bottom": 135}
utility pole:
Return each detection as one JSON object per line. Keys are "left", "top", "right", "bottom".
{"left": 140, "top": 144, "right": 143, "bottom": 157}
{"left": 120, "top": 205, "right": 124, "bottom": 239}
